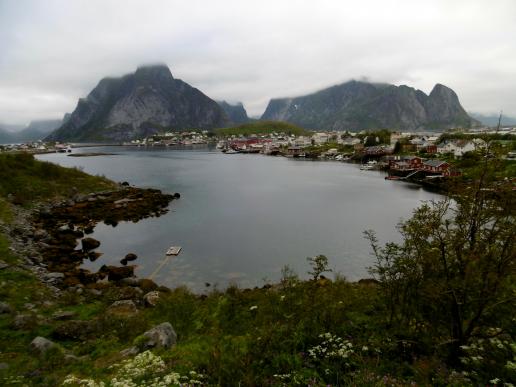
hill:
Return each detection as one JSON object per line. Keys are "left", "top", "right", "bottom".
{"left": 214, "top": 120, "right": 310, "bottom": 136}
{"left": 261, "top": 81, "right": 478, "bottom": 131}
{"left": 46, "top": 65, "right": 230, "bottom": 142}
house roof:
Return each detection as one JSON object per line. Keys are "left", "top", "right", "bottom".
{"left": 424, "top": 159, "right": 448, "bottom": 167}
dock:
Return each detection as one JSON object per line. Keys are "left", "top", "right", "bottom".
{"left": 166, "top": 246, "right": 182, "bottom": 256}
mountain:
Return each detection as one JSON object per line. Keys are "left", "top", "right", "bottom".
{"left": 0, "top": 119, "right": 62, "bottom": 144}
{"left": 217, "top": 101, "right": 250, "bottom": 124}
{"left": 47, "top": 65, "right": 230, "bottom": 142}
{"left": 261, "top": 81, "right": 477, "bottom": 131}
{"left": 469, "top": 112, "right": 516, "bottom": 127}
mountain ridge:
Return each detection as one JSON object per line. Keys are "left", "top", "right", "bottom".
{"left": 261, "top": 81, "right": 478, "bottom": 131}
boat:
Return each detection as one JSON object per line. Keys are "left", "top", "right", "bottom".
{"left": 359, "top": 160, "right": 378, "bottom": 170}
{"left": 225, "top": 148, "right": 239, "bottom": 154}
{"left": 166, "top": 246, "right": 182, "bottom": 256}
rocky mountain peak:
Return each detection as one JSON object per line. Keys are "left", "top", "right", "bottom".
{"left": 46, "top": 65, "right": 229, "bottom": 142}
{"left": 134, "top": 64, "right": 174, "bottom": 82}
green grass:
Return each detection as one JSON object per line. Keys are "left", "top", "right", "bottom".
{"left": 0, "top": 152, "right": 116, "bottom": 205}
{"left": 215, "top": 120, "right": 311, "bottom": 137}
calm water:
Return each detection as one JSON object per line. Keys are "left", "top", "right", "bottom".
{"left": 38, "top": 146, "right": 443, "bottom": 291}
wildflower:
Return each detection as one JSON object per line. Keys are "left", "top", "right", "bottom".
{"left": 249, "top": 305, "right": 258, "bottom": 311}
{"left": 490, "top": 378, "right": 500, "bottom": 385}
{"left": 362, "top": 346, "right": 368, "bottom": 352}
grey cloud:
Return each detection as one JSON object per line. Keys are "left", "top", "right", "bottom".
{"left": 1, "top": 0, "right": 515, "bottom": 125}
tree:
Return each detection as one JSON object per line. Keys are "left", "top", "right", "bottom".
{"left": 366, "top": 148, "right": 516, "bottom": 364}
{"left": 307, "top": 254, "right": 332, "bottom": 280}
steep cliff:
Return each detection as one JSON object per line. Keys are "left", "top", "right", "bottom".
{"left": 47, "top": 65, "right": 230, "bottom": 141}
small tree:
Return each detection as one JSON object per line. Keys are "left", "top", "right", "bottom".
{"left": 307, "top": 254, "right": 332, "bottom": 280}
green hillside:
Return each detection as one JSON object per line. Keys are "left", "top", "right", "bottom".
{"left": 215, "top": 120, "right": 311, "bottom": 136}
{"left": 0, "top": 153, "right": 115, "bottom": 205}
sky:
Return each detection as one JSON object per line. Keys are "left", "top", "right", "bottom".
{"left": 1, "top": 0, "right": 515, "bottom": 126}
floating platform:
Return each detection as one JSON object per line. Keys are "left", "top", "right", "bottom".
{"left": 166, "top": 246, "right": 182, "bottom": 256}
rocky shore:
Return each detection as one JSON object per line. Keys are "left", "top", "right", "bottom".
{"left": 3, "top": 185, "right": 179, "bottom": 299}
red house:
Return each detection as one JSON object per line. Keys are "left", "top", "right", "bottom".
{"left": 422, "top": 159, "right": 449, "bottom": 173}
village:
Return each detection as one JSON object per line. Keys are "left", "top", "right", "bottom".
{"left": 1, "top": 126, "right": 514, "bottom": 184}
{"left": 216, "top": 126, "right": 515, "bottom": 181}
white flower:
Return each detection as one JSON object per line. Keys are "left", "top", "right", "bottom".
{"left": 249, "top": 305, "right": 258, "bottom": 311}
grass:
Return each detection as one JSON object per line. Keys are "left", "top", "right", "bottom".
{"left": 0, "top": 152, "right": 116, "bottom": 205}
{"left": 215, "top": 120, "right": 311, "bottom": 137}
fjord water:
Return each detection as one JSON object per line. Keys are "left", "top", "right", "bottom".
{"left": 38, "top": 147, "right": 442, "bottom": 291}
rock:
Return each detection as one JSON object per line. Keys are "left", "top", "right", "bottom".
{"left": 13, "top": 314, "right": 37, "bottom": 330}
{"left": 88, "top": 251, "right": 102, "bottom": 261}
{"left": 140, "top": 322, "right": 177, "bottom": 350}
{"left": 0, "top": 302, "right": 12, "bottom": 314}
{"left": 108, "top": 300, "right": 138, "bottom": 315}
{"left": 45, "top": 272, "right": 65, "bottom": 282}
{"left": 99, "top": 265, "right": 135, "bottom": 281}
{"left": 124, "top": 253, "right": 137, "bottom": 262}
{"left": 120, "top": 346, "right": 139, "bottom": 357}
{"left": 81, "top": 237, "right": 101, "bottom": 251}
{"left": 137, "top": 278, "right": 158, "bottom": 292}
{"left": 30, "top": 336, "right": 58, "bottom": 355}
{"left": 119, "top": 277, "right": 139, "bottom": 286}
{"left": 143, "top": 291, "right": 160, "bottom": 307}
{"left": 0, "top": 262, "right": 8, "bottom": 270}
{"left": 53, "top": 320, "right": 95, "bottom": 341}
{"left": 32, "top": 229, "right": 48, "bottom": 241}
{"left": 52, "top": 311, "right": 77, "bottom": 320}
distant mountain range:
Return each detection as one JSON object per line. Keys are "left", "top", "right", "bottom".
{"left": 261, "top": 81, "right": 478, "bottom": 132}
{"left": 47, "top": 65, "right": 231, "bottom": 142}
{"left": 469, "top": 112, "right": 516, "bottom": 127}
{"left": 38, "top": 65, "right": 481, "bottom": 141}
{"left": 0, "top": 119, "right": 62, "bottom": 144}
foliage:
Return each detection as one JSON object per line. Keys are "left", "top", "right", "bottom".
{"left": 306, "top": 254, "right": 332, "bottom": 280}
{"left": 214, "top": 121, "right": 310, "bottom": 137}
{"left": 366, "top": 146, "right": 516, "bottom": 367}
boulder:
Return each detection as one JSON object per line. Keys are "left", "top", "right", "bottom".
{"left": 13, "top": 314, "right": 37, "bottom": 330}
{"left": 124, "top": 253, "right": 137, "bottom": 262}
{"left": 108, "top": 300, "right": 138, "bottom": 315}
{"left": 99, "top": 265, "right": 135, "bottom": 281}
{"left": 137, "top": 278, "right": 158, "bottom": 292}
{"left": 52, "top": 320, "right": 95, "bottom": 341}
{"left": 30, "top": 336, "right": 58, "bottom": 355}
{"left": 140, "top": 322, "right": 177, "bottom": 350}
{"left": 81, "top": 237, "right": 100, "bottom": 251}
{"left": 143, "top": 291, "right": 160, "bottom": 307}
{"left": 0, "top": 261, "right": 9, "bottom": 270}
{"left": 0, "top": 302, "right": 12, "bottom": 314}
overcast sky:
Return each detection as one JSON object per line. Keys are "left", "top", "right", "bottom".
{"left": 1, "top": 0, "right": 515, "bottom": 125}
